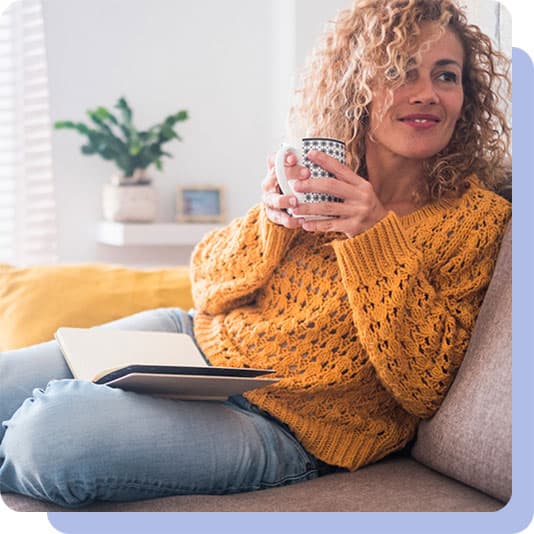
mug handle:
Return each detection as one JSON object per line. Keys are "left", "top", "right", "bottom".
{"left": 274, "top": 143, "right": 299, "bottom": 196}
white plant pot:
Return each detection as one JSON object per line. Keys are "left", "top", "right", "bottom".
{"left": 102, "top": 183, "right": 157, "bottom": 222}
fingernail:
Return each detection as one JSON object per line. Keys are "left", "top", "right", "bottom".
{"left": 289, "top": 197, "right": 297, "bottom": 207}
{"left": 300, "top": 168, "right": 309, "bottom": 178}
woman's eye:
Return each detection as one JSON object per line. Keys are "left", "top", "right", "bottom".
{"left": 437, "top": 71, "right": 458, "bottom": 83}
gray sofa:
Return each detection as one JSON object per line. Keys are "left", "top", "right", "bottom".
{"left": 2, "top": 220, "right": 512, "bottom": 513}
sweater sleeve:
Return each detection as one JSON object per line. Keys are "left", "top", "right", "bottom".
{"left": 190, "top": 204, "right": 299, "bottom": 315}
{"left": 330, "top": 199, "right": 511, "bottom": 419}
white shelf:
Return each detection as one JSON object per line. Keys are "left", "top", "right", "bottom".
{"left": 97, "top": 221, "right": 223, "bottom": 246}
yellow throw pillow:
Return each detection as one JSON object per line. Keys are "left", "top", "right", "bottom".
{"left": 0, "top": 263, "right": 193, "bottom": 351}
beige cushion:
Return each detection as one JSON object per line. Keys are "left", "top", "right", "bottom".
{"left": 1, "top": 457, "right": 503, "bottom": 512}
{"left": 411, "top": 221, "right": 512, "bottom": 502}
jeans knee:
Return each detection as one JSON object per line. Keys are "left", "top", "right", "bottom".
{"left": 0, "top": 380, "right": 116, "bottom": 506}
{"left": 159, "top": 307, "right": 194, "bottom": 334}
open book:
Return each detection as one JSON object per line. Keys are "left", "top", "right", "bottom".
{"left": 55, "top": 327, "right": 279, "bottom": 401}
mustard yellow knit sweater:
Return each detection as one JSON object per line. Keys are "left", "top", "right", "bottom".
{"left": 191, "top": 176, "right": 511, "bottom": 471}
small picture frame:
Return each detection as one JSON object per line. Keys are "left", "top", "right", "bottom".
{"left": 176, "top": 186, "right": 226, "bottom": 223}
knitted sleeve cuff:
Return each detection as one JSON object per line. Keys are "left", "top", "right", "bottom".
{"left": 259, "top": 203, "right": 300, "bottom": 259}
{"left": 331, "top": 211, "right": 421, "bottom": 283}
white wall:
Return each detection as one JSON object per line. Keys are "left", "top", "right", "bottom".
{"left": 42, "top": 0, "right": 510, "bottom": 267}
{"left": 44, "top": 0, "right": 277, "bottom": 266}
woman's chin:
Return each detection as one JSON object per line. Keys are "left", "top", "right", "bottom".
{"left": 401, "top": 147, "right": 447, "bottom": 160}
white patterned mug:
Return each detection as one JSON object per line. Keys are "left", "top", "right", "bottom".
{"left": 274, "top": 137, "right": 345, "bottom": 219}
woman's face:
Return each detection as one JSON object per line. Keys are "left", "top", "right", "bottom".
{"left": 367, "top": 25, "right": 465, "bottom": 162}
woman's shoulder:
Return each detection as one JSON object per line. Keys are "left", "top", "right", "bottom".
{"left": 415, "top": 174, "right": 511, "bottom": 229}
{"left": 460, "top": 174, "right": 512, "bottom": 221}
{"left": 417, "top": 175, "right": 511, "bottom": 268}
{"left": 413, "top": 174, "right": 511, "bottom": 253}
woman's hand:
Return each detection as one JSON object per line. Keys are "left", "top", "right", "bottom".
{"left": 261, "top": 152, "right": 308, "bottom": 229}
{"left": 291, "top": 150, "right": 389, "bottom": 238}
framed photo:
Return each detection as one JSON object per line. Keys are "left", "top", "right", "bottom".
{"left": 176, "top": 186, "right": 226, "bottom": 223}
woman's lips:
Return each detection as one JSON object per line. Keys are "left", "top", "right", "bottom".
{"left": 399, "top": 115, "right": 441, "bottom": 130}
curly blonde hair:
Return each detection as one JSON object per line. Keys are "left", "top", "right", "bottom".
{"left": 288, "top": 0, "right": 511, "bottom": 201}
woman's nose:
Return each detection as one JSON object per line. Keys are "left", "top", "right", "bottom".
{"left": 408, "top": 77, "right": 439, "bottom": 105}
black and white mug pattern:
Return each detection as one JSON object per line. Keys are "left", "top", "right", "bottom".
{"left": 302, "top": 138, "right": 345, "bottom": 204}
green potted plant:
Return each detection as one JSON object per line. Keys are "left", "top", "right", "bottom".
{"left": 54, "top": 97, "right": 189, "bottom": 222}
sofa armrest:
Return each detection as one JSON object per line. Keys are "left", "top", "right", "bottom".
{"left": 411, "top": 220, "right": 512, "bottom": 502}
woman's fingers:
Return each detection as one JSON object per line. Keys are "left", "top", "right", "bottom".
{"left": 306, "top": 150, "right": 364, "bottom": 186}
{"left": 268, "top": 151, "right": 309, "bottom": 182}
{"left": 264, "top": 150, "right": 389, "bottom": 237}
{"left": 292, "top": 201, "right": 355, "bottom": 218}
{"left": 300, "top": 217, "right": 359, "bottom": 235}
{"left": 261, "top": 168, "right": 279, "bottom": 194}
{"left": 292, "top": 176, "right": 355, "bottom": 200}
{"left": 261, "top": 180, "right": 299, "bottom": 227}
{"left": 264, "top": 207, "right": 301, "bottom": 229}
{"left": 263, "top": 152, "right": 301, "bottom": 228}
{"left": 282, "top": 152, "right": 298, "bottom": 168}
{"left": 262, "top": 190, "right": 298, "bottom": 211}
{"left": 267, "top": 151, "right": 298, "bottom": 170}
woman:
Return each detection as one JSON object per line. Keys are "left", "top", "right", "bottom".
{"left": 0, "top": 0, "right": 511, "bottom": 508}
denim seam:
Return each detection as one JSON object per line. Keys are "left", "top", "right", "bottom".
{"left": 229, "top": 397, "right": 313, "bottom": 461}
{"left": 255, "top": 466, "right": 320, "bottom": 489}
{"left": 63, "top": 466, "right": 321, "bottom": 497}
{"left": 165, "top": 308, "right": 186, "bottom": 334}
{"left": 227, "top": 396, "right": 320, "bottom": 476}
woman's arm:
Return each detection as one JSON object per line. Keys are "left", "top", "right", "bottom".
{"left": 191, "top": 153, "right": 306, "bottom": 315}
{"left": 330, "top": 201, "right": 511, "bottom": 419}
{"left": 190, "top": 204, "right": 299, "bottom": 315}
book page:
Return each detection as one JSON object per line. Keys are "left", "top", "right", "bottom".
{"left": 55, "top": 327, "right": 207, "bottom": 382}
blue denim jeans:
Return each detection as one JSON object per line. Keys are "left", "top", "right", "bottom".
{"left": 0, "top": 308, "right": 324, "bottom": 508}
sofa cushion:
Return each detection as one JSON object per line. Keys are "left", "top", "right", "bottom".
{"left": 0, "top": 263, "right": 193, "bottom": 351}
{"left": 411, "top": 220, "right": 512, "bottom": 502}
{"left": 1, "top": 457, "right": 504, "bottom": 512}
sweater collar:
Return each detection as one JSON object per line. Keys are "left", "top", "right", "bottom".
{"left": 398, "top": 174, "right": 482, "bottom": 226}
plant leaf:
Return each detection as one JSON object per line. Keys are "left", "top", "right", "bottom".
{"left": 55, "top": 99, "right": 188, "bottom": 175}
{"left": 115, "top": 97, "right": 133, "bottom": 127}
{"left": 81, "top": 144, "right": 96, "bottom": 155}
{"left": 95, "top": 106, "right": 119, "bottom": 125}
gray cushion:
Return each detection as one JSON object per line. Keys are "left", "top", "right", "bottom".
{"left": 1, "top": 457, "right": 503, "bottom": 512}
{"left": 411, "top": 220, "right": 512, "bottom": 502}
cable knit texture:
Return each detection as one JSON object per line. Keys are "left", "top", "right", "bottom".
{"left": 191, "top": 175, "right": 511, "bottom": 471}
